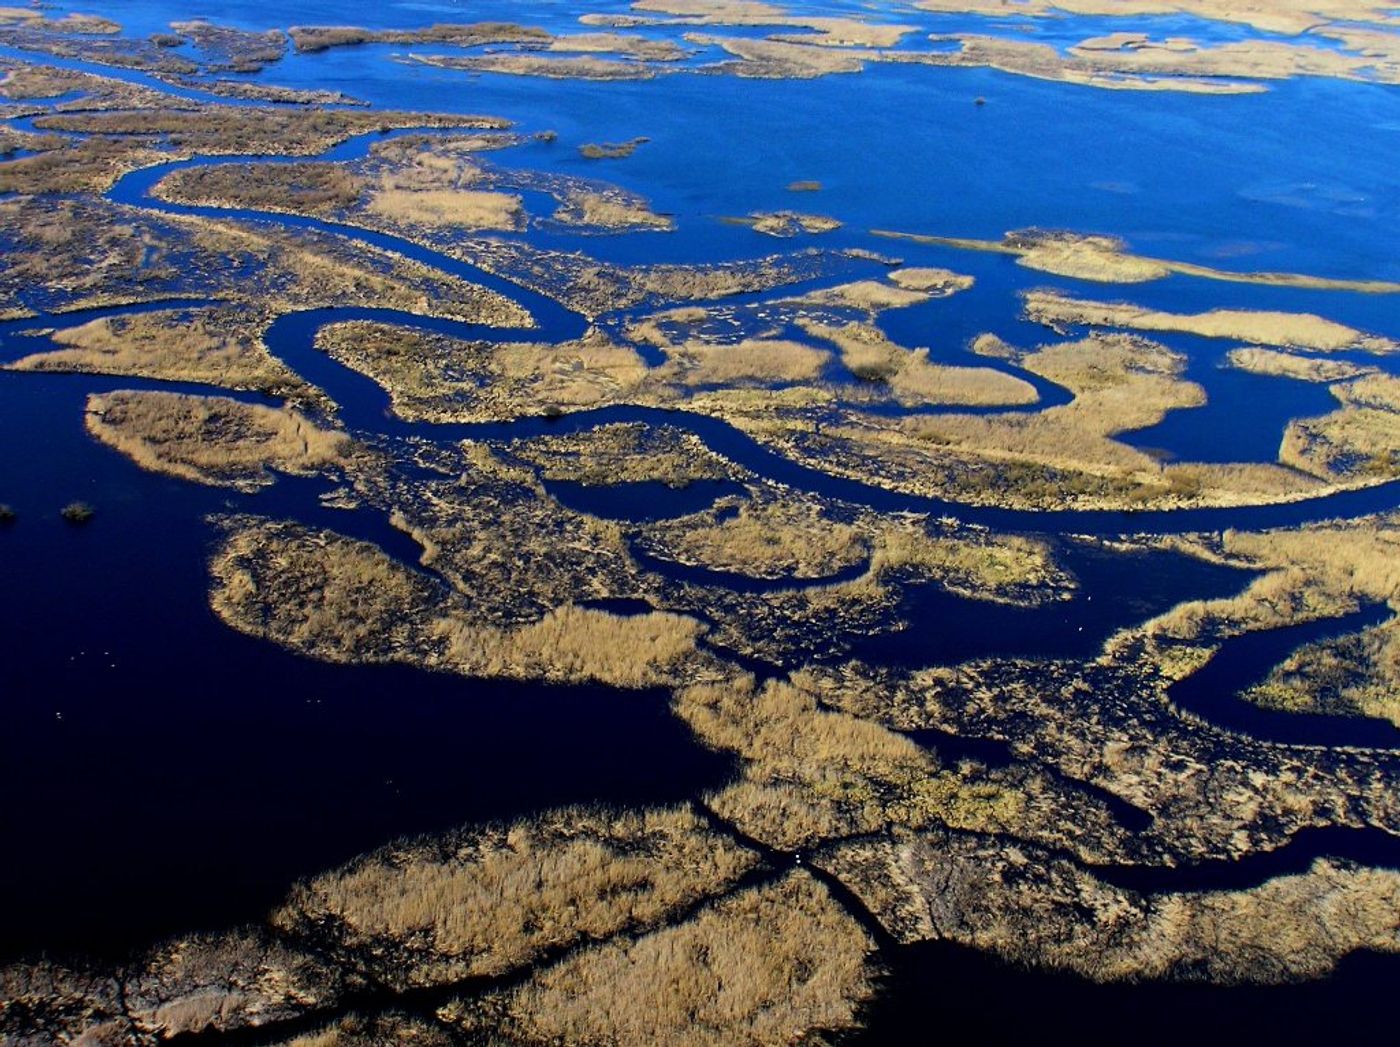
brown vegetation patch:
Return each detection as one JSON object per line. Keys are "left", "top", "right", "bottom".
{"left": 315, "top": 321, "right": 647, "bottom": 422}
{"left": 1024, "top": 289, "right": 1400, "bottom": 353}
{"left": 747, "top": 210, "right": 842, "bottom": 237}
{"left": 454, "top": 872, "right": 878, "bottom": 1047}
{"left": 875, "top": 227, "right": 1400, "bottom": 293}
{"left": 509, "top": 422, "right": 740, "bottom": 486}
{"left": 1226, "top": 347, "right": 1376, "bottom": 383}
{"left": 826, "top": 828, "right": 1400, "bottom": 982}
{"left": 288, "top": 22, "right": 550, "bottom": 52}
{"left": 85, "top": 391, "right": 352, "bottom": 491}
{"left": 154, "top": 162, "right": 365, "bottom": 216}
{"left": 277, "top": 805, "right": 758, "bottom": 987}
{"left": 411, "top": 52, "right": 660, "bottom": 80}
{"left": 6, "top": 305, "right": 320, "bottom": 404}
{"left": 802, "top": 319, "right": 1038, "bottom": 407}
{"left": 579, "top": 135, "right": 650, "bottom": 159}
{"left": 641, "top": 496, "right": 867, "bottom": 579}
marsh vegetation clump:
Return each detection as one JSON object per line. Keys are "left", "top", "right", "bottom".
{"left": 508, "top": 422, "right": 741, "bottom": 487}
{"left": 746, "top": 210, "right": 842, "bottom": 237}
{"left": 34, "top": 106, "right": 510, "bottom": 159}
{"left": 825, "top": 828, "right": 1400, "bottom": 984}
{"left": 675, "top": 673, "right": 1029, "bottom": 850}
{"left": 579, "top": 136, "right": 650, "bottom": 159}
{"left": 1127, "top": 514, "right": 1400, "bottom": 724}
{"left": 639, "top": 495, "right": 867, "bottom": 579}
{"left": 801, "top": 319, "right": 1038, "bottom": 407}
{"left": 85, "top": 391, "right": 353, "bottom": 492}
{"left": 290, "top": 22, "right": 550, "bottom": 52}
{"left": 315, "top": 322, "right": 647, "bottom": 422}
{"left": 1226, "top": 347, "right": 1376, "bottom": 383}
{"left": 210, "top": 516, "right": 708, "bottom": 687}
{"left": 7, "top": 305, "right": 322, "bottom": 405}
{"left": 276, "top": 805, "right": 759, "bottom": 987}
{"left": 553, "top": 187, "right": 675, "bottom": 231}
{"left": 1024, "top": 289, "right": 1400, "bottom": 353}
{"left": 1281, "top": 374, "right": 1400, "bottom": 483}
{"left": 780, "top": 277, "right": 934, "bottom": 315}
{"left": 154, "top": 162, "right": 366, "bottom": 217}
{"left": 452, "top": 872, "right": 878, "bottom": 1047}
{"left": 59, "top": 502, "right": 94, "bottom": 524}
{"left": 413, "top": 51, "right": 661, "bottom": 81}
{"left": 0, "top": 194, "right": 530, "bottom": 327}
{"left": 0, "top": 505, "right": 14, "bottom": 525}
{"left": 657, "top": 336, "right": 831, "bottom": 386}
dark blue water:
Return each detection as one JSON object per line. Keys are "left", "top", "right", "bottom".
{"left": 850, "top": 541, "right": 1255, "bottom": 669}
{"left": 0, "top": 370, "right": 734, "bottom": 962}
{"left": 1169, "top": 603, "right": 1400, "bottom": 748}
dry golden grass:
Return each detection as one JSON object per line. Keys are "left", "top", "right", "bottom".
{"left": 675, "top": 674, "right": 1026, "bottom": 850}
{"left": 867, "top": 521, "right": 1063, "bottom": 598}
{"left": 782, "top": 279, "right": 932, "bottom": 314}
{"left": 549, "top": 32, "right": 689, "bottom": 61}
{"left": 641, "top": 497, "right": 867, "bottom": 579}
{"left": 434, "top": 603, "right": 704, "bottom": 687}
{"left": 555, "top": 189, "right": 675, "bottom": 231}
{"left": 1280, "top": 374, "right": 1400, "bottom": 481}
{"left": 1226, "top": 347, "right": 1375, "bottom": 382}
{"left": 1282, "top": 407, "right": 1400, "bottom": 481}
{"left": 289, "top": 22, "right": 549, "bottom": 52}
{"left": 1246, "top": 617, "right": 1400, "bottom": 726}
{"left": 211, "top": 518, "right": 704, "bottom": 686}
{"left": 276, "top": 805, "right": 758, "bottom": 986}
{"left": 7, "top": 306, "right": 319, "bottom": 403}
{"left": 1123, "top": 517, "right": 1400, "bottom": 702}
{"left": 316, "top": 322, "right": 647, "bottom": 422}
{"left": 509, "top": 422, "right": 737, "bottom": 486}
{"left": 464, "top": 871, "right": 877, "bottom": 1047}
{"left": 85, "top": 391, "right": 350, "bottom": 491}
{"left": 688, "top": 33, "right": 868, "bottom": 77}
{"left": 801, "top": 319, "right": 1038, "bottom": 407}
{"left": 156, "top": 162, "right": 365, "bottom": 216}
{"left": 413, "top": 52, "right": 659, "bottom": 80}
{"left": 36, "top": 107, "right": 509, "bottom": 159}
{"left": 833, "top": 830, "right": 1400, "bottom": 984}
{"left": 0, "top": 194, "right": 529, "bottom": 328}
{"left": 1025, "top": 290, "right": 1399, "bottom": 353}
{"left": 274, "top": 1014, "right": 453, "bottom": 1047}
{"left": 911, "top": 1, "right": 1396, "bottom": 37}
{"left": 365, "top": 187, "right": 524, "bottom": 231}
{"left": 1335, "top": 372, "right": 1400, "bottom": 411}
{"left": 902, "top": 333, "right": 1202, "bottom": 471}
{"left": 748, "top": 211, "right": 842, "bottom": 237}
{"left": 659, "top": 337, "right": 831, "bottom": 386}
{"left": 886, "top": 266, "right": 976, "bottom": 293}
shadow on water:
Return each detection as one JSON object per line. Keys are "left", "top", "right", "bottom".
{"left": 0, "top": 373, "right": 734, "bottom": 964}
{"left": 857, "top": 941, "right": 1400, "bottom": 1044}
{"left": 905, "top": 726, "right": 1154, "bottom": 831}
{"left": 1097, "top": 825, "right": 1400, "bottom": 895}
{"left": 1168, "top": 602, "right": 1400, "bottom": 748}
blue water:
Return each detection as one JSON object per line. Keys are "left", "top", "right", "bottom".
{"left": 6, "top": 0, "right": 1400, "bottom": 1027}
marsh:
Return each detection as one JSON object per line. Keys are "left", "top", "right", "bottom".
{"left": 3, "top": 1, "right": 1400, "bottom": 1044}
